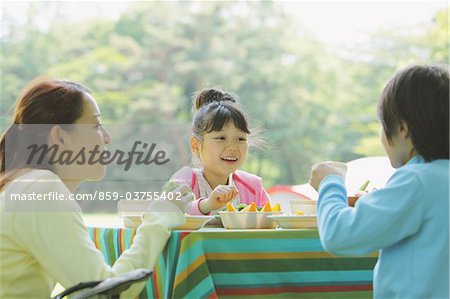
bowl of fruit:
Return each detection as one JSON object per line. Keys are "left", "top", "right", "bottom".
{"left": 218, "top": 202, "right": 282, "bottom": 229}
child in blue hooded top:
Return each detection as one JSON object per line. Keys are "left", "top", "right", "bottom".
{"left": 309, "top": 65, "right": 449, "bottom": 299}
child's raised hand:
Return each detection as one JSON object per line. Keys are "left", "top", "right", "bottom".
{"left": 200, "top": 185, "right": 239, "bottom": 214}
{"left": 309, "top": 161, "right": 347, "bottom": 191}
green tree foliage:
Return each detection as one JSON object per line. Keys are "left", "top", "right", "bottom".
{"left": 1, "top": 2, "right": 447, "bottom": 189}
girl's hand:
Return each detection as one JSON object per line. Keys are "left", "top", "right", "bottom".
{"left": 309, "top": 161, "right": 347, "bottom": 191}
{"left": 200, "top": 185, "right": 239, "bottom": 214}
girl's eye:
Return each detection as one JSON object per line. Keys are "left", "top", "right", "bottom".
{"left": 238, "top": 138, "right": 247, "bottom": 142}
{"left": 214, "top": 136, "right": 226, "bottom": 140}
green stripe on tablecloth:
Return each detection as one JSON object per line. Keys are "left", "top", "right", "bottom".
{"left": 211, "top": 270, "right": 373, "bottom": 285}
{"left": 106, "top": 229, "right": 118, "bottom": 264}
{"left": 174, "top": 256, "right": 215, "bottom": 298}
{"left": 206, "top": 257, "right": 377, "bottom": 273}
{"left": 183, "top": 275, "right": 218, "bottom": 299}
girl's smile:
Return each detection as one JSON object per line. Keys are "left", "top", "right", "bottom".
{"left": 192, "top": 121, "right": 249, "bottom": 187}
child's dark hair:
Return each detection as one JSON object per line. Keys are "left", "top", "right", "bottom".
{"left": 192, "top": 88, "right": 251, "bottom": 140}
{"left": 377, "top": 65, "right": 449, "bottom": 161}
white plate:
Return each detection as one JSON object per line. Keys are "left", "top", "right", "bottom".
{"left": 268, "top": 215, "right": 318, "bottom": 229}
{"left": 173, "top": 216, "right": 215, "bottom": 230}
{"left": 219, "top": 211, "right": 282, "bottom": 229}
{"left": 121, "top": 214, "right": 214, "bottom": 230}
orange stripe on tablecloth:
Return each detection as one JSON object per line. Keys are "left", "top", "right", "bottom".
{"left": 93, "top": 228, "right": 100, "bottom": 249}
{"left": 152, "top": 268, "right": 160, "bottom": 298}
{"left": 118, "top": 229, "right": 123, "bottom": 253}
{"left": 205, "top": 251, "right": 376, "bottom": 260}
{"left": 218, "top": 284, "right": 373, "bottom": 296}
{"left": 174, "top": 254, "right": 206, "bottom": 288}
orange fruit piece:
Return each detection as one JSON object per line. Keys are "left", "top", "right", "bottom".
{"left": 248, "top": 202, "right": 257, "bottom": 212}
{"left": 272, "top": 203, "right": 281, "bottom": 212}
{"left": 262, "top": 202, "right": 272, "bottom": 212}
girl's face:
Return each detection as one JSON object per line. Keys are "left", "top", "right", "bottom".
{"left": 193, "top": 121, "right": 248, "bottom": 179}
{"left": 380, "top": 124, "right": 414, "bottom": 168}
{"left": 55, "top": 93, "right": 111, "bottom": 184}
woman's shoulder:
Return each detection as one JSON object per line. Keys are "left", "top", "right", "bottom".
{"left": 15, "top": 168, "right": 63, "bottom": 182}
{"left": 3, "top": 168, "right": 79, "bottom": 212}
{"left": 9, "top": 169, "right": 66, "bottom": 195}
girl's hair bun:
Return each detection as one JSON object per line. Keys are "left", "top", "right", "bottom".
{"left": 194, "top": 88, "right": 238, "bottom": 111}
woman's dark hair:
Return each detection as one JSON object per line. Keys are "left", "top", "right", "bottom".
{"left": 192, "top": 88, "right": 251, "bottom": 139}
{"left": 377, "top": 65, "right": 449, "bottom": 161}
{"left": 0, "top": 77, "right": 89, "bottom": 189}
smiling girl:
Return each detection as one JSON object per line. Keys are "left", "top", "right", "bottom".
{"left": 170, "top": 88, "right": 270, "bottom": 215}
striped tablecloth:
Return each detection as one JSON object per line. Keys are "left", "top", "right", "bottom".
{"left": 88, "top": 227, "right": 378, "bottom": 298}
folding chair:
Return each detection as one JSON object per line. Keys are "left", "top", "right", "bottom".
{"left": 52, "top": 268, "right": 152, "bottom": 299}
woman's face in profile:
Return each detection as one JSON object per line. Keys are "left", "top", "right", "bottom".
{"left": 58, "top": 93, "right": 111, "bottom": 182}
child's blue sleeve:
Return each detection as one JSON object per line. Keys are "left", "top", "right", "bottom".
{"left": 317, "top": 170, "right": 424, "bottom": 255}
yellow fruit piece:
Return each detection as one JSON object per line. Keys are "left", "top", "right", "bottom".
{"left": 272, "top": 203, "right": 281, "bottom": 212}
{"left": 295, "top": 210, "right": 304, "bottom": 215}
{"left": 226, "top": 202, "right": 236, "bottom": 212}
{"left": 262, "top": 202, "right": 272, "bottom": 212}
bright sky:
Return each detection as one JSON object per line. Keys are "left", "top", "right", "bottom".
{"left": 282, "top": 1, "right": 447, "bottom": 45}
{"left": 1, "top": 1, "right": 447, "bottom": 45}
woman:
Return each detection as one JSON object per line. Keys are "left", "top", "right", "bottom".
{"left": 0, "top": 77, "right": 190, "bottom": 298}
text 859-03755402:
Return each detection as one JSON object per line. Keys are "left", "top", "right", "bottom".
{"left": 94, "top": 191, "right": 183, "bottom": 201}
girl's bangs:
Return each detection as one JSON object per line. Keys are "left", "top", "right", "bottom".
{"left": 206, "top": 105, "right": 250, "bottom": 134}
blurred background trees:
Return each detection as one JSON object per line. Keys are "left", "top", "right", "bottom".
{"left": 1, "top": 1, "right": 447, "bottom": 187}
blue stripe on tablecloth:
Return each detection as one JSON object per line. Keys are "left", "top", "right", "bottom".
{"left": 98, "top": 229, "right": 111, "bottom": 264}
{"left": 113, "top": 230, "right": 119, "bottom": 258}
{"left": 211, "top": 270, "right": 373, "bottom": 286}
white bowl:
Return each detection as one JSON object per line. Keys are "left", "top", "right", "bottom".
{"left": 120, "top": 213, "right": 214, "bottom": 229}
{"left": 118, "top": 200, "right": 151, "bottom": 228}
{"left": 289, "top": 199, "right": 317, "bottom": 215}
{"left": 218, "top": 211, "right": 282, "bottom": 229}
{"left": 268, "top": 215, "right": 318, "bottom": 229}
{"left": 118, "top": 200, "right": 215, "bottom": 229}
{"left": 120, "top": 213, "right": 143, "bottom": 228}
{"left": 173, "top": 216, "right": 215, "bottom": 230}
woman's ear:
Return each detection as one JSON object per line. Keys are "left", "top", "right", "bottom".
{"left": 190, "top": 136, "right": 200, "bottom": 156}
{"left": 48, "top": 125, "right": 64, "bottom": 146}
